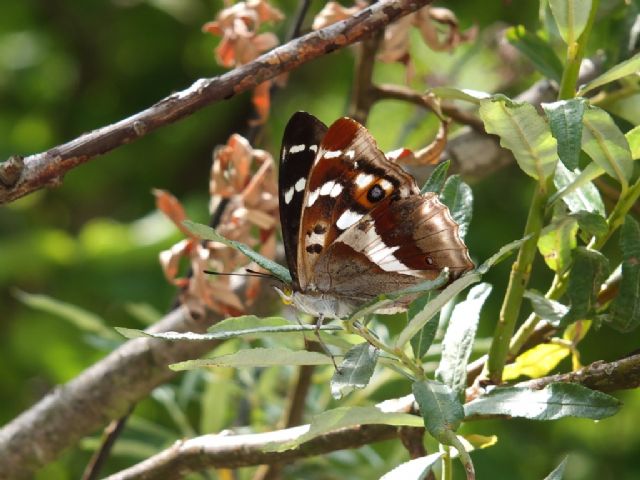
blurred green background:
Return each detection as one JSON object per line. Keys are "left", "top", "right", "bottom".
{"left": 1, "top": 0, "right": 639, "bottom": 478}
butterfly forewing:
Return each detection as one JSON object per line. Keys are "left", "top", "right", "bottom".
{"left": 279, "top": 112, "right": 327, "bottom": 289}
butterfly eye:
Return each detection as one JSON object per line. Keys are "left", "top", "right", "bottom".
{"left": 367, "top": 184, "right": 386, "bottom": 203}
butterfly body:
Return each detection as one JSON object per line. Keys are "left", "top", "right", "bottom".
{"left": 278, "top": 112, "right": 473, "bottom": 319}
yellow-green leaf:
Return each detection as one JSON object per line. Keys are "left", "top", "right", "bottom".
{"left": 503, "top": 343, "right": 571, "bottom": 380}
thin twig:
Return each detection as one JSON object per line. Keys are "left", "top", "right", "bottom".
{"left": 349, "top": 29, "right": 384, "bottom": 123}
{"left": 81, "top": 408, "right": 133, "bottom": 480}
{"left": 0, "top": 0, "right": 433, "bottom": 205}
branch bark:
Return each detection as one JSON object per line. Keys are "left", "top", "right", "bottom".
{"left": 0, "top": 0, "right": 433, "bottom": 205}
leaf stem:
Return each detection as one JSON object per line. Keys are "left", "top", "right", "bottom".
{"left": 591, "top": 177, "right": 640, "bottom": 250}
{"left": 557, "top": 0, "right": 600, "bottom": 100}
{"left": 487, "top": 179, "right": 550, "bottom": 383}
{"left": 442, "top": 445, "right": 453, "bottom": 480}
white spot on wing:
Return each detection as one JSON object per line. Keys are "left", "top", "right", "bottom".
{"left": 307, "top": 189, "right": 320, "bottom": 207}
{"left": 284, "top": 186, "right": 294, "bottom": 204}
{"left": 289, "top": 144, "right": 306, "bottom": 154}
{"left": 336, "top": 210, "right": 363, "bottom": 230}
{"left": 324, "top": 150, "right": 342, "bottom": 159}
{"left": 369, "top": 244, "right": 399, "bottom": 264}
{"left": 386, "top": 148, "right": 404, "bottom": 161}
{"left": 355, "top": 173, "right": 374, "bottom": 188}
{"left": 294, "top": 177, "right": 306, "bottom": 192}
{"left": 345, "top": 150, "right": 355, "bottom": 159}
{"left": 329, "top": 183, "right": 343, "bottom": 197}
{"left": 309, "top": 145, "right": 318, "bottom": 153}
{"left": 320, "top": 181, "right": 335, "bottom": 196}
{"left": 379, "top": 178, "right": 392, "bottom": 191}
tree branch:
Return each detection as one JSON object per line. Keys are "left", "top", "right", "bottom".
{"left": 0, "top": 0, "right": 433, "bottom": 205}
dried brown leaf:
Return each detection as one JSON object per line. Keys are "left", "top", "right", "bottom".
{"left": 311, "top": 1, "right": 366, "bottom": 30}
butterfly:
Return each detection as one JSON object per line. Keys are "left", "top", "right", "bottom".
{"left": 277, "top": 111, "right": 474, "bottom": 319}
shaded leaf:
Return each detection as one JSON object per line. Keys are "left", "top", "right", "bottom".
{"left": 562, "top": 248, "right": 610, "bottom": 326}
{"left": 503, "top": 343, "right": 571, "bottom": 380}
{"left": 542, "top": 98, "right": 586, "bottom": 170}
{"left": 436, "top": 283, "right": 492, "bottom": 395}
{"left": 581, "top": 106, "right": 633, "bottom": 188}
{"left": 537, "top": 216, "right": 578, "bottom": 273}
{"left": 380, "top": 452, "right": 443, "bottom": 480}
{"left": 409, "top": 292, "right": 438, "bottom": 359}
{"left": 606, "top": 216, "right": 640, "bottom": 332}
{"left": 544, "top": 456, "right": 569, "bottom": 480}
{"left": 552, "top": 162, "right": 605, "bottom": 215}
{"left": 183, "top": 220, "right": 292, "bottom": 284}
{"left": 579, "top": 52, "right": 640, "bottom": 95}
{"left": 506, "top": 26, "right": 563, "bottom": 82}
{"left": 331, "top": 342, "right": 379, "bottom": 399}
{"left": 477, "top": 236, "right": 532, "bottom": 274}
{"left": 440, "top": 175, "right": 473, "bottom": 240}
{"left": 479, "top": 97, "right": 558, "bottom": 181}
{"left": 573, "top": 211, "right": 608, "bottom": 238}
{"left": 464, "top": 383, "right": 621, "bottom": 420}
{"left": 169, "top": 348, "right": 333, "bottom": 370}
{"left": 421, "top": 159, "right": 450, "bottom": 194}
{"left": 549, "top": 0, "right": 592, "bottom": 45}
{"left": 412, "top": 379, "right": 464, "bottom": 443}
{"left": 524, "top": 290, "right": 569, "bottom": 326}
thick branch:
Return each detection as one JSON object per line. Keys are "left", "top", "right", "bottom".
{"left": 0, "top": 0, "right": 433, "bottom": 205}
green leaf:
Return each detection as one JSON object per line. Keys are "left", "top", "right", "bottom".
{"left": 477, "top": 236, "right": 533, "bottom": 274}
{"left": 266, "top": 405, "right": 424, "bottom": 452}
{"left": 551, "top": 162, "right": 605, "bottom": 215}
{"left": 440, "top": 175, "right": 473, "bottom": 240}
{"left": 537, "top": 216, "right": 578, "bottom": 272}
{"left": 479, "top": 97, "right": 558, "bottom": 181}
{"left": 503, "top": 343, "right": 571, "bottom": 380}
{"left": 625, "top": 124, "right": 640, "bottom": 160}
{"left": 573, "top": 211, "right": 608, "bottom": 238}
{"left": 436, "top": 283, "right": 492, "bottom": 395}
{"left": 579, "top": 52, "right": 640, "bottom": 96}
{"left": 523, "top": 290, "right": 569, "bottom": 326}
{"left": 169, "top": 347, "right": 333, "bottom": 370}
{"left": 606, "top": 216, "right": 640, "bottom": 332}
{"left": 421, "top": 159, "right": 450, "bottom": 194}
{"left": 380, "top": 452, "right": 443, "bottom": 480}
{"left": 409, "top": 293, "right": 438, "bottom": 359}
{"left": 182, "top": 220, "right": 292, "bottom": 284}
{"left": 506, "top": 26, "right": 563, "bottom": 82}
{"left": 116, "top": 323, "right": 342, "bottom": 342}
{"left": 562, "top": 247, "right": 610, "bottom": 326}
{"left": 542, "top": 98, "right": 586, "bottom": 170}
{"left": 581, "top": 106, "right": 633, "bottom": 188}
{"left": 208, "top": 315, "right": 288, "bottom": 333}
{"left": 14, "top": 291, "right": 118, "bottom": 339}
{"left": 543, "top": 457, "right": 568, "bottom": 480}
{"left": 430, "top": 87, "right": 492, "bottom": 104}
{"left": 331, "top": 342, "right": 379, "bottom": 399}
{"left": 549, "top": 0, "right": 592, "bottom": 45}
{"left": 412, "top": 379, "right": 464, "bottom": 443}
{"left": 464, "top": 383, "right": 621, "bottom": 420}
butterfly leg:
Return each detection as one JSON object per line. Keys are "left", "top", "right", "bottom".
{"left": 313, "top": 314, "right": 340, "bottom": 372}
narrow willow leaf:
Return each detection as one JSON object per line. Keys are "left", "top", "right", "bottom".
{"left": 170, "top": 348, "right": 333, "bottom": 370}
{"left": 479, "top": 97, "right": 558, "bottom": 181}
{"left": 625, "top": 124, "right": 640, "bottom": 160}
{"left": 549, "top": 0, "right": 592, "bottom": 45}
{"left": 208, "top": 315, "right": 289, "bottom": 334}
{"left": 436, "top": 283, "right": 492, "bottom": 395}
{"left": 430, "top": 87, "right": 492, "bottom": 104}
{"left": 183, "top": 220, "right": 292, "bottom": 284}
{"left": 331, "top": 343, "right": 379, "bottom": 399}
{"left": 544, "top": 456, "right": 568, "bottom": 480}
{"left": 412, "top": 379, "right": 464, "bottom": 443}
{"left": 421, "top": 159, "right": 450, "bottom": 194}
{"left": 606, "top": 216, "right": 640, "bottom": 332}
{"left": 579, "top": 52, "right": 640, "bottom": 95}
{"left": 503, "top": 343, "right": 571, "bottom": 380}
{"left": 266, "top": 406, "right": 424, "bottom": 452}
{"left": 440, "top": 175, "right": 473, "bottom": 240}
{"left": 506, "top": 26, "right": 564, "bottom": 81}
{"left": 551, "top": 162, "right": 605, "bottom": 215}
{"left": 562, "top": 248, "right": 610, "bottom": 326}
{"left": 380, "top": 452, "right": 443, "bottom": 480}
{"left": 476, "top": 236, "right": 532, "bottom": 274}
{"left": 542, "top": 98, "right": 586, "bottom": 170}
{"left": 524, "top": 290, "right": 569, "bottom": 326}
{"left": 14, "top": 290, "right": 118, "bottom": 339}
{"left": 537, "top": 216, "right": 578, "bottom": 272}
{"left": 581, "top": 106, "right": 633, "bottom": 188}
{"left": 464, "top": 383, "right": 621, "bottom": 420}
{"left": 573, "top": 211, "right": 608, "bottom": 238}
{"left": 410, "top": 293, "right": 438, "bottom": 359}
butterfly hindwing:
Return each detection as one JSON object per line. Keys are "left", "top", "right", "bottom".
{"left": 279, "top": 112, "right": 328, "bottom": 290}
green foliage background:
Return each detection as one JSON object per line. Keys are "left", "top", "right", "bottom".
{"left": 1, "top": 0, "right": 639, "bottom": 478}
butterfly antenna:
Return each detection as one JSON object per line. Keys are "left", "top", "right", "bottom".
{"left": 203, "top": 270, "right": 274, "bottom": 280}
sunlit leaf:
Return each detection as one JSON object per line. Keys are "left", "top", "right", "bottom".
{"left": 464, "top": 383, "right": 621, "bottom": 420}
{"left": 208, "top": 315, "right": 288, "bottom": 333}
{"left": 436, "top": 283, "right": 492, "bottom": 395}
{"left": 542, "top": 98, "right": 586, "bottom": 170}
{"left": 551, "top": 162, "right": 605, "bottom": 215}
{"left": 331, "top": 342, "right": 379, "bottom": 399}
{"left": 578, "top": 52, "right": 640, "bottom": 96}
{"left": 479, "top": 97, "right": 558, "bottom": 181}
{"left": 549, "top": 0, "right": 592, "bottom": 45}
{"left": 537, "top": 216, "right": 578, "bottom": 272}
{"left": 380, "top": 452, "right": 443, "bottom": 480}
{"left": 506, "top": 26, "right": 563, "bottom": 81}
{"left": 561, "top": 247, "right": 610, "bottom": 326}
{"left": 412, "top": 379, "right": 464, "bottom": 443}
{"left": 606, "top": 216, "right": 640, "bottom": 332}
{"left": 409, "top": 292, "right": 438, "bottom": 359}
{"left": 544, "top": 456, "right": 569, "bottom": 480}
{"left": 430, "top": 87, "right": 492, "bottom": 104}
{"left": 625, "top": 124, "right": 640, "bottom": 160}
{"left": 440, "top": 175, "right": 473, "bottom": 240}
{"left": 581, "top": 106, "right": 633, "bottom": 188}
{"left": 523, "top": 290, "right": 569, "bottom": 326}
{"left": 421, "top": 159, "right": 450, "bottom": 194}
{"left": 503, "top": 343, "right": 571, "bottom": 380}
{"left": 169, "top": 348, "right": 333, "bottom": 370}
